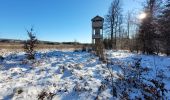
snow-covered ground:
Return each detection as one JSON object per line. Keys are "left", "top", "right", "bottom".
{"left": 0, "top": 50, "right": 170, "bottom": 100}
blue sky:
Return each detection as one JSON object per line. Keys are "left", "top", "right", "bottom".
{"left": 0, "top": 0, "right": 142, "bottom": 43}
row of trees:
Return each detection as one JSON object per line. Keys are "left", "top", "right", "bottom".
{"left": 137, "top": 0, "right": 170, "bottom": 55}
{"left": 159, "top": 0, "right": 170, "bottom": 55}
{"left": 104, "top": 0, "right": 136, "bottom": 50}
{"left": 104, "top": 0, "right": 124, "bottom": 50}
{"left": 104, "top": 0, "right": 170, "bottom": 56}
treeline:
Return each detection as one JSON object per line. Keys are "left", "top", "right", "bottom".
{"left": 0, "top": 39, "right": 82, "bottom": 45}
{"left": 103, "top": 0, "right": 170, "bottom": 56}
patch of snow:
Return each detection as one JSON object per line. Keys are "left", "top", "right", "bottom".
{"left": 0, "top": 50, "right": 170, "bottom": 99}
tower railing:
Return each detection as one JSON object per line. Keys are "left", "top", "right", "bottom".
{"left": 92, "top": 34, "right": 103, "bottom": 39}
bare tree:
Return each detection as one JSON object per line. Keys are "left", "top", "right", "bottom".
{"left": 127, "top": 11, "right": 131, "bottom": 39}
{"left": 117, "top": 14, "right": 123, "bottom": 49}
{"left": 124, "top": 11, "right": 133, "bottom": 50}
{"left": 104, "top": 0, "right": 122, "bottom": 50}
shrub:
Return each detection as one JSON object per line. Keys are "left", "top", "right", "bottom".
{"left": 0, "top": 55, "right": 4, "bottom": 61}
{"left": 24, "top": 28, "right": 37, "bottom": 60}
{"left": 82, "top": 46, "right": 86, "bottom": 52}
{"left": 38, "top": 90, "right": 55, "bottom": 100}
{"left": 104, "top": 57, "right": 168, "bottom": 99}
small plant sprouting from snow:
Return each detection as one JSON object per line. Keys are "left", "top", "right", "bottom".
{"left": 24, "top": 27, "right": 37, "bottom": 60}
{"left": 37, "top": 89, "right": 55, "bottom": 100}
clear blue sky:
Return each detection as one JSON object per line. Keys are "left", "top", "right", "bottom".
{"left": 0, "top": 0, "right": 142, "bottom": 43}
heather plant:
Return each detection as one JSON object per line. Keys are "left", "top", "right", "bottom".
{"left": 103, "top": 57, "right": 168, "bottom": 99}
{"left": 37, "top": 89, "right": 55, "bottom": 100}
{"left": 0, "top": 55, "right": 4, "bottom": 61}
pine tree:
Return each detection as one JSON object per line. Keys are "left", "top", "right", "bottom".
{"left": 24, "top": 28, "right": 37, "bottom": 60}
{"left": 138, "top": 0, "right": 162, "bottom": 54}
{"left": 139, "top": 15, "right": 156, "bottom": 54}
{"left": 158, "top": 0, "right": 170, "bottom": 55}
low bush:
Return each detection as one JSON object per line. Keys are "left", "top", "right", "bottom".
{"left": 38, "top": 90, "right": 55, "bottom": 100}
{"left": 0, "top": 55, "right": 4, "bottom": 60}
{"left": 104, "top": 57, "right": 168, "bottom": 99}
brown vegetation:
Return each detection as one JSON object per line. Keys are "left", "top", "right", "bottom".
{"left": 0, "top": 42, "right": 84, "bottom": 49}
{"left": 0, "top": 42, "right": 86, "bottom": 54}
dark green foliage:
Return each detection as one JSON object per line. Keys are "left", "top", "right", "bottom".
{"left": 0, "top": 55, "right": 4, "bottom": 61}
{"left": 138, "top": 19, "right": 156, "bottom": 54}
{"left": 24, "top": 28, "right": 37, "bottom": 60}
{"left": 158, "top": 0, "right": 170, "bottom": 55}
{"left": 136, "top": 0, "right": 164, "bottom": 54}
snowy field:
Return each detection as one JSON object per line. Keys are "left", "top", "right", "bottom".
{"left": 0, "top": 50, "right": 170, "bottom": 100}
